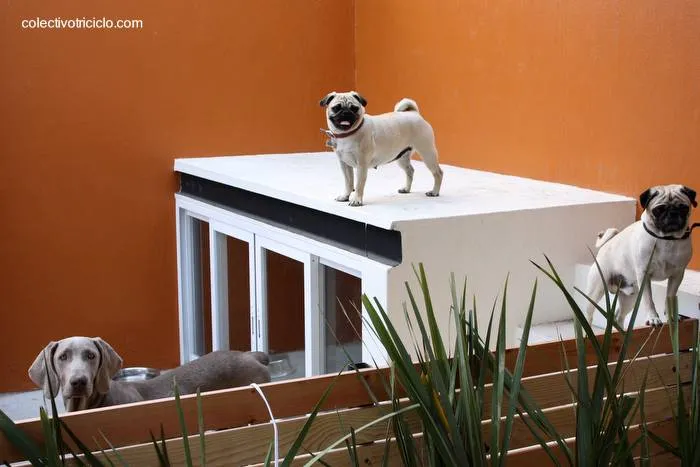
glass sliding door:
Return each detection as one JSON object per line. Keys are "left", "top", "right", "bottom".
{"left": 176, "top": 211, "right": 212, "bottom": 362}
{"left": 208, "top": 222, "right": 256, "bottom": 353}
{"left": 254, "top": 237, "right": 322, "bottom": 380}
{"left": 321, "top": 262, "right": 363, "bottom": 373}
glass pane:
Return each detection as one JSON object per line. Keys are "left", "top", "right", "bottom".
{"left": 323, "top": 267, "right": 362, "bottom": 373}
{"left": 226, "top": 236, "right": 251, "bottom": 350}
{"left": 195, "top": 219, "right": 212, "bottom": 356}
{"left": 265, "top": 250, "right": 305, "bottom": 380}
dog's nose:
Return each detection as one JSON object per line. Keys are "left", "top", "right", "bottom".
{"left": 69, "top": 376, "right": 88, "bottom": 390}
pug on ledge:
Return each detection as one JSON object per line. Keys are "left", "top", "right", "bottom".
{"left": 583, "top": 184, "right": 697, "bottom": 328}
{"left": 320, "top": 91, "right": 443, "bottom": 207}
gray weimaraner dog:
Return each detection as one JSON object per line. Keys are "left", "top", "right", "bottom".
{"left": 28, "top": 336, "right": 271, "bottom": 412}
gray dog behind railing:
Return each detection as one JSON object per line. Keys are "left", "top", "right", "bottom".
{"left": 28, "top": 336, "right": 271, "bottom": 412}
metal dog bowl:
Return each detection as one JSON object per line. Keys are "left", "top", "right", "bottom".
{"left": 268, "top": 354, "right": 295, "bottom": 379}
{"left": 113, "top": 367, "right": 161, "bottom": 382}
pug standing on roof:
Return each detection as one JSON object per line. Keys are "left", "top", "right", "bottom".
{"left": 583, "top": 184, "right": 697, "bottom": 328}
{"left": 320, "top": 91, "right": 443, "bottom": 207}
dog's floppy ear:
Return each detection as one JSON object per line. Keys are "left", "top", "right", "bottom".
{"left": 92, "top": 337, "right": 123, "bottom": 394}
{"left": 319, "top": 92, "right": 336, "bottom": 107}
{"left": 682, "top": 186, "right": 698, "bottom": 207}
{"left": 639, "top": 187, "right": 659, "bottom": 209}
{"left": 351, "top": 92, "right": 367, "bottom": 107}
{"left": 28, "top": 341, "right": 60, "bottom": 399}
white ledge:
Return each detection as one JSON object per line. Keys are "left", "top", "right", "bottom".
{"left": 174, "top": 152, "right": 634, "bottom": 230}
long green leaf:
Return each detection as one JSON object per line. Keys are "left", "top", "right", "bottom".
{"left": 344, "top": 427, "right": 360, "bottom": 467}
{"left": 573, "top": 320, "right": 592, "bottom": 466}
{"left": 303, "top": 404, "right": 419, "bottom": 466}
{"left": 451, "top": 278, "right": 485, "bottom": 465}
{"left": 638, "top": 370, "right": 651, "bottom": 467}
{"left": 490, "top": 277, "right": 508, "bottom": 466}
{"left": 414, "top": 264, "right": 449, "bottom": 377}
{"left": 362, "top": 295, "right": 454, "bottom": 461}
{"left": 0, "top": 409, "right": 45, "bottom": 465}
{"left": 149, "top": 429, "right": 169, "bottom": 466}
{"left": 499, "top": 280, "right": 537, "bottom": 466}
{"left": 412, "top": 268, "right": 470, "bottom": 465}
{"left": 99, "top": 429, "right": 130, "bottom": 466}
{"left": 91, "top": 436, "right": 116, "bottom": 467}
{"left": 196, "top": 389, "right": 206, "bottom": 467}
{"left": 262, "top": 442, "right": 273, "bottom": 466}
{"left": 39, "top": 407, "right": 59, "bottom": 467}
{"left": 58, "top": 418, "right": 105, "bottom": 467}
{"left": 532, "top": 256, "right": 612, "bottom": 385}
{"left": 172, "top": 381, "right": 193, "bottom": 467}
{"left": 281, "top": 370, "right": 341, "bottom": 466}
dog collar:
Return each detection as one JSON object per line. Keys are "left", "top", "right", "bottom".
{"left": 642, "top": 221, "right": 699, "bottom": 241}
{"left": 330, "top": 118, "right": 365, "bottom": 139}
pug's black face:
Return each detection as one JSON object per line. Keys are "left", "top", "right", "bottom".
{"left": 650, "top": 202, "right": 691, "bottom": 234}
{"left": 320, "top": 91, "right": 367, "bottom": 133}
{"left": 328, "top": 101, "right": 361, "bottom": 131}
{"left": 640, "top": 185, "right": 696, "bottom": 235}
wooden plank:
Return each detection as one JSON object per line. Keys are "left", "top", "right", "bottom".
{"left": 505, "top": 418, "right": 677, "bottom": 464}
{"left": 287, "top": 439, "right": 407, "bottom": 467}
{"left": 280, "top": 419, "right": 680, "bottom": 467}
{"left": 0, "top": 367, "right": 394, "bottom": 463}
{"left": 2, "top": 321, "right": 693, "bottom": 463}
{"left": 647, "top": 452, "right": 681, "bottom": 466}
{"left": 497, "top": 385, "right": 685, "bottom": 451}
{"left": 69, "top": 402, "right": 422, "bottom": 466}
{"left": 280, "top": 418, "right": 678, "bottom": 467}
{"left": 506, "top": 319, "right": 696, "bottom": 377}
{"left": 484, "top": 351, "right": 692, "bottom": 414}
{"left": 267, "top": 433, "right": 427, "bottom": 467}
{"left": 74, "top": 379, "right": 686, "bottom": 466}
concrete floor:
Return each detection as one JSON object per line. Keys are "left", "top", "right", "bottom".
{"left": 0, "top": 389, "right": 65, "bottom": 421}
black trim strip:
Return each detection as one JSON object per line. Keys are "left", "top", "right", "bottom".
{"left": 178, "top": 173, "right": 402, "bottom": 266}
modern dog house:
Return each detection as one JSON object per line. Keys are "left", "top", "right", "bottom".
{"left": 174, "top": 152, "right": 649, "bottom": 379}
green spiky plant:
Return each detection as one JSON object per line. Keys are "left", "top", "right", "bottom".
{"left": 0, "top": 257, "right": 693, "bottom": 466}
{"left": 313, "top": 264, "right": 572, "bottom": 466}
{"left": 310, "top": 257, "right": 664, "bottom": 466}
{"left": 645, "top": 296, "right": 700, "bottom": 466}
{"left": 532, "top": 254, "right": 658, "bottom": 465}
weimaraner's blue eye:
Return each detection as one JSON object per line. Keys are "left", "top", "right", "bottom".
{"left": 86, "top": 352, "right": 95, "bottom": 360}
{"left": 58, "top": 353, "right": 67, "bottom": 361}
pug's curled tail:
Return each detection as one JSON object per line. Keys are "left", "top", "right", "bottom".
{"left": 394, "top": 98, "right": 419, "bottom": 113}
{"left": 595, "top": 228, "right": 619, "bottom": 248}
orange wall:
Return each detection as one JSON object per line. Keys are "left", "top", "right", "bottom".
{"left": 2, "top": 1, "right": 699, "bottom": 393}
{"left": 0, "top": 1, "right": 353, "bottom": 392}
{"left": 355, "top": 0, "right": 700, "bottom": 268}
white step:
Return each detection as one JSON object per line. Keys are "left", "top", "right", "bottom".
{"left": 574, "top": 263, "right": 700, "bottom": 323}
{"left": 518, "top": 267, "right": 700, "bottom": 346}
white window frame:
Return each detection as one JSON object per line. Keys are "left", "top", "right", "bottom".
{"left": 209, "top": 221, "right": 256, "bottom": 352}
{"left": 175, "top": 193, "right": 392, "bottom": 373}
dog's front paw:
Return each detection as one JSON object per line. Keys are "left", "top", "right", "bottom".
{"left": 335, "top": 194, "right": 350, "bottom": 202}
{"left": 425, "top": 190, "right": 440, "bottom": 197}
{"left": 646, "top": 315, "right": 663, "bottom": 327}
{"left": 348, "top": 193, "right": 363, "bottom": 207}
{"left": 398, "top": 188, "right": 410, "bottom": 194}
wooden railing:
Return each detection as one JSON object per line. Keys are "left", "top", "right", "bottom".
{"left": 1, "top": 319, "right": 696, "bottom": 466}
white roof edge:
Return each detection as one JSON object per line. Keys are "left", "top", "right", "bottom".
{"left": 174, "top": 153, "right": 637, "bottom": 232}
